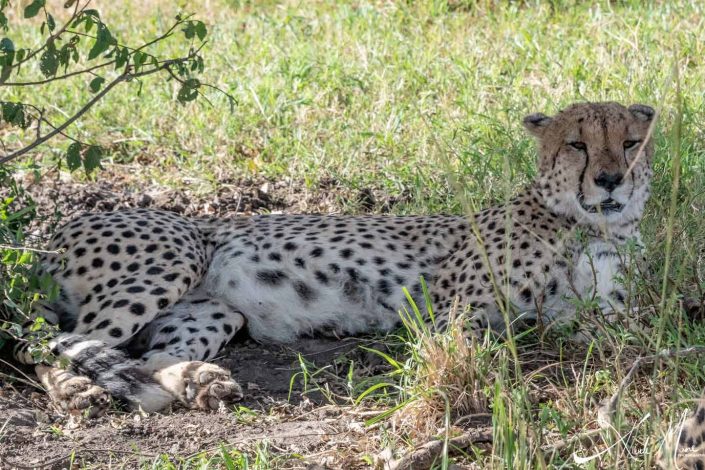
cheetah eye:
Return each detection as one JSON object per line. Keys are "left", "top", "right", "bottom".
{"left": 568, "top": 141, "right": 587, "bottom": 151}
{"left": 623, "top": 140, "right": 640, "bottom": 150}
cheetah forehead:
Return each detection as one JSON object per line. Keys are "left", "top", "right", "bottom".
{"left": 525, "top": 101, "right": 655, "bottom": 145}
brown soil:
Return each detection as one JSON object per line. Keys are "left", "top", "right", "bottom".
{"left": 0, "top": 168, "right": 407, "bottom": 469}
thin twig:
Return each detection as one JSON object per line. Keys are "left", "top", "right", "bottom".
{"left": 0, "top": 244, "right": 59, "bottom": 254}
{"left": 1, "top": 60, "right": 116, "bottom": 87}
{"left": 0, "top": 359, "right": 44, "bottom": 391}
{"left": 382, "top": 429, "right": 494, "bottom": 470}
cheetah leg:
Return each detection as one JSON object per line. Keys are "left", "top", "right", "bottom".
{"left": 658, "top": 397, "right": 705, "bottom": 469}
{"left": 35, "top": 364, "right": 111, "bottom": 418}
{"left": 130, "top": 294, "right": 246, "bottom": 410}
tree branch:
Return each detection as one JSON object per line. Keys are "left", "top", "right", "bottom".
{"left": 0, "top": 60, "right": 183, "bottom": 165}
{"left": 1, "top": 60, "right": 115, "bottom": 87}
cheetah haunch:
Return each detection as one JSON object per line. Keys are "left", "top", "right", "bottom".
{"left": 15, "top": 101, "right": 655, "bottom": 417}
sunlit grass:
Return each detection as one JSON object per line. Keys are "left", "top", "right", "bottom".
{"left": 3, "top": 0, "right": 705, "bottom": 468}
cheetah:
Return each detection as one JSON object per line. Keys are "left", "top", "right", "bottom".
{"left": 13, "top": 101, "right": 656, "bottom": 417}
{"left": 662, "top": 401, "right": 705, "bottom": 469}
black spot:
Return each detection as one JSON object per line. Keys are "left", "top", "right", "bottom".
{"left": 283, "top": 242, "right": 298, "bottom": 251}
{"left": 294, "top": 281, "right": 317, "bottom": 302}
{"left": 83, "top": 312, "right": 97, "bottom": 324}
{"left": 268, "top": 252, "right": 282, "bottom": 262}
{"left": 127, "top": 262, "right": 140, "bottom": 272}
{"left": 96, "top": 319, "right": 111, "bottom": 329}
{"left": 158, "top": 298, "right": 170, "bottom": 309}
{"left": 611, "top": 290, "right": 626, "bottom": 304}
{"left": 547, "top": 278, "right": 558, "bottom": 296}
{"left": 161, "top": 325, "right": 178, "bottom": 334}
{"left": 109, "top": 327, "right": 123, "bottom": 338}
{"left": 126, "top": 286, "right": 146, "bottom": 293}
{"left": 223, "top": 324, "right": 233, "bottom": 335}
{"left": 256, "top": 270, "right": 287, "bottom": 285}
{"left": 520, "top": 288, "right": 532, "bottom": 304}
{"left": 377, "top": 279, "right": 392, "bottom": 296}
{"left": 107, "top": 244, "right": 120, "bottom": 255}
{"left": 147, "top": 266, "right": 164, "bottom": 275}
{"left": 126, "top": 245, "right": 138, "bottom": 255}
{"left": 114, "top": 299, "right": 129, "bottom": 308}
{"left": 310, "top": 247, "right": 324, "bottom": 257}
{"left": 130, "top": 302, "right": 146, "bottom": 315}
{"left": 340, "top": 248, "right": 353, "bottom": 259}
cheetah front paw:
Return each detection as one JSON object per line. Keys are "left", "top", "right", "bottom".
{"left": 182, "top": 362, "right": 244, "bottom": 410}
{"left": 36, "top": 365, "right": 111, "bottom": 418}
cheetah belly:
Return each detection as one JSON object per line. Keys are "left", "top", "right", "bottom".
{"left": 203, "top": 250, "right": 423, "bottom": 342}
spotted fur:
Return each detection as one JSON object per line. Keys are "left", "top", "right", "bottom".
{"left": 15, "top": 101, "right": 656, "bottom": 415}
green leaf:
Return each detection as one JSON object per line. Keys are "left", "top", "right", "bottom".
{"left": 115, "top": 46, "right": 129, "bottom": 69}
{"left": 2, "top": 102, "right": 26, "bottom": 127}
{"left": 0, "top": 12, "right": 8, "bottom": 32}
{"left": 39, "top": 47, "right": 58, "bottom": 77}
{"left": 0, "top": 65, "right": 10, "bottom": 83}
{"left": 182, "top": 21, "right": 195, "bottom": 39}
{"left": 65, "top": 142, "right": 81, "bottom": 171}
{"left": 0, "top": 37, "right": 14, "bottom": 53}
{"left": 64, "top": 0, "right": 77, "bottom": 8}
{"left": 83, "top": 146, "right": 102, "bottom": 174}
{"left": 195, "top": 21, "right": 207, "bottom": 41}
{"left": 0, "top": 37, "right": 14, "bottom": 68}
{"left": 177, "top": 78, "right": 200, "bottom": 103}
{"left": 88, "top": 23, "right": 113, "bottom": 60}
{"left": 89, "top": 76, "right": 105, "bottom": 92}
{"left": 46, "top": 13, "right": 55, "bottom": 31}
{"left": 133, "top": 51, "right": 148, "bottom": 69}
{"left": 23, "top": 0, "right": 45, "bottom": 19}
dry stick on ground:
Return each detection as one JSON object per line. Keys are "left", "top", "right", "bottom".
{"left": 597, "top": 345, "right": 705, "bottom": 429}
{"left": 383, "top": 429, "right": 494, "bottom": 470}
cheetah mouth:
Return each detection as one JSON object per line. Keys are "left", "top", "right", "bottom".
{"left": 577, "top": 194, "right": 624, "bottom": 214}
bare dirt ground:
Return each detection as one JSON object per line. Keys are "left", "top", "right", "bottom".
{"left": 0, "top": 168, "right": 410, "bottom": 469}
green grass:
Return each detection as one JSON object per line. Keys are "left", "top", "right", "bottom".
{"left": 4, "top": 0, "right": 705, "bottom": 468}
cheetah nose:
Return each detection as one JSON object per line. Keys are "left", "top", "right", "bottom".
{"left": 594, "top": 172, "right": 623, "bottom": 192}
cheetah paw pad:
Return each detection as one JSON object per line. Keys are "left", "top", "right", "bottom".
{"left": 183, "top": 363, "right": 243, "bottom": 410}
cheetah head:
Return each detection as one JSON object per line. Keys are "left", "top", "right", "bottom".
{"left": 523, "top": 102, "right": 655, "bottom": 227}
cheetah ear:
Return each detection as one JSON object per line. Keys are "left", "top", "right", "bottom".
{"left": 522, "top": 113, "right": 553, "bottom": 137}
{"left": 628, "top": 104, "right": 655, "bottom": 122}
